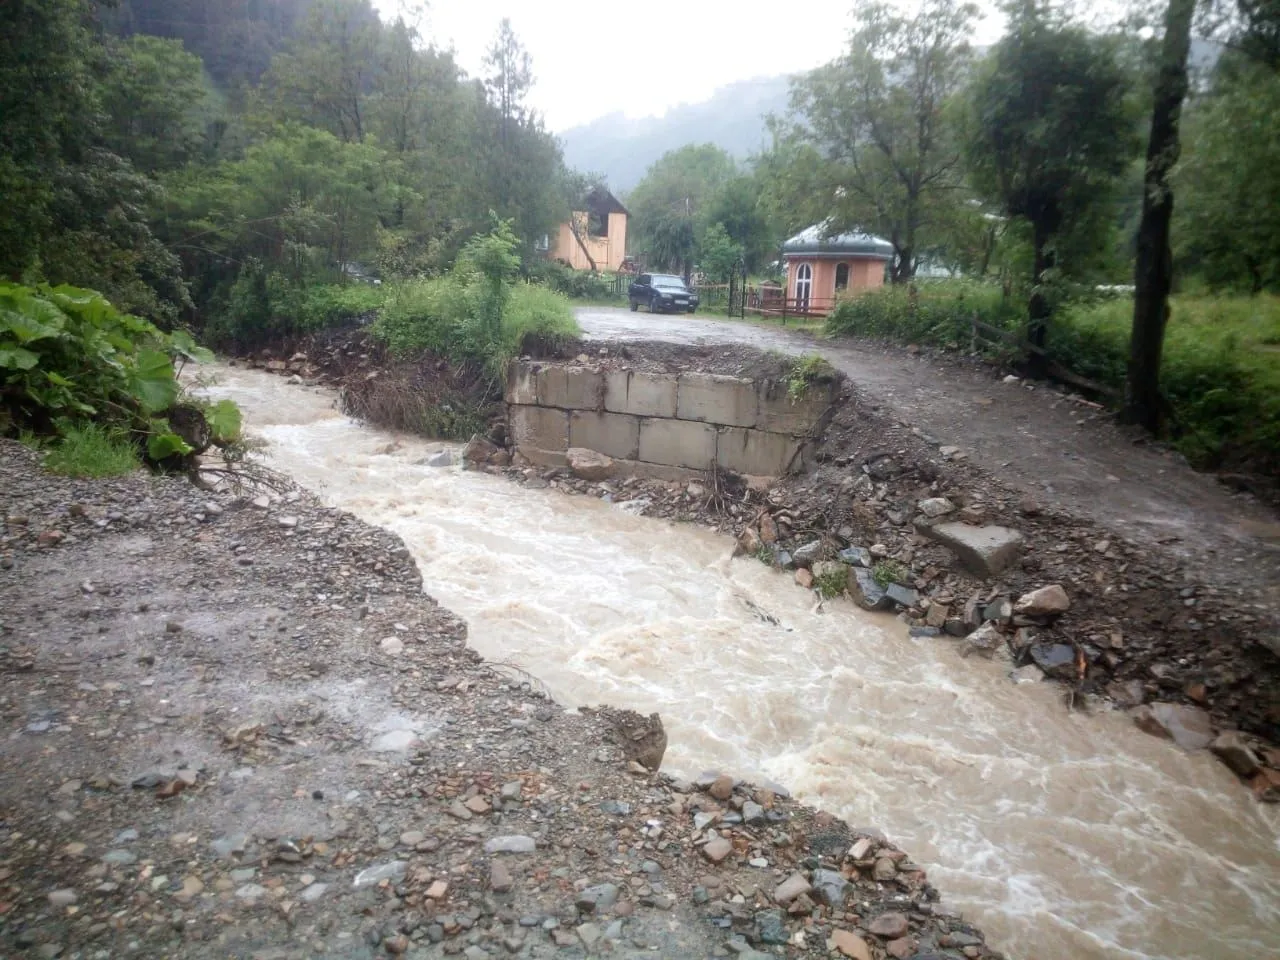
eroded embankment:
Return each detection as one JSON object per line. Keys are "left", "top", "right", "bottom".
{"left": 0, "top": 440, "right": 1002, "bottom": 960}
{"left": 249, "top": 329, "right": 1280, "bottom": 797}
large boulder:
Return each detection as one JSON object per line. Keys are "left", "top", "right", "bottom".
{"left": 923, "top": 523, "right": 1024, "bottom": 577}
{"left": 1131, "top": 702, "right": 1214, "bottom": 750}
{"left": 567, "top": 447, "right": 616, "bottom": 482}
{"left": 1014, "top": 584, "right": 1071, "bottom": 617}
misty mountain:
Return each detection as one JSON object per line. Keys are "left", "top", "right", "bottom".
{"left": 559, "top": 75, "right": 793, "bottom": 193}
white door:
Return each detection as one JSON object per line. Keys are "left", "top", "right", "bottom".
{"left": 795, "top": 263, "right": 812, "bottom": 309}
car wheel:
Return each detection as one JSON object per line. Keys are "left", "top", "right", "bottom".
{"left": 629, "top": 299, "right": 638, "bottom": 312}
{"left": 687, "top": 306, "right": 697, "bottom": 314}
{"left": 650, "top": 296, "right": 662, "bottom": 313}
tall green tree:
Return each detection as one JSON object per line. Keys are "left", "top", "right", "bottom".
{"left": 628, "top": 144, "right": 738, "bottom": 273}
{"left": 1124, "top": 0, "right": 1197, "bottom": 433}
{"left": 788, "top": 0, "right": 980, "bottom": 281}
{"left": 964, "top": 1, "right": 1138, "bottom": 360}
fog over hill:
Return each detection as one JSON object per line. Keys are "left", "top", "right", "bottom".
{"left": 559, "top": 75, "right": 792, "bottom": 194}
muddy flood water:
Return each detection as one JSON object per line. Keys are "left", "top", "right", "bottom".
{"left": 202, "top": 365, "right": 1280, "bottom": 960}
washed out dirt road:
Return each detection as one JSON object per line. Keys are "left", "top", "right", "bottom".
{"left": 575, "top": 307, "right": 1280, "bottom": 615}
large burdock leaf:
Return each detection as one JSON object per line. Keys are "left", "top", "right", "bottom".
{"left": 131, "top": 349, "right": 180, "bottom": 413}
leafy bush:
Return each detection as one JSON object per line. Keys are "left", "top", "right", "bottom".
{"left": 373, "top": 221, "right": 578, "bottom": 376}
{"left": 44, "top": 423, "right": 141, "bottom": 477}
{"left": 0, "top": 282, "right": 234, "bottom": 470}
{"left": 826, "top": 280, "right": 1022, "bottom": 348}
{"left": 525, "top": 258, "right": 619, "bottom": 301}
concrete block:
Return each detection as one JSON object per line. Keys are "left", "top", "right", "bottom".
{"left": 510, "top": 405, "right": 569, "bottom": 452}
{"left": 536, "top": 365, "right": 603, "bottom": 410}
{"left": 568, "top": 411, "right": 640, "bottom": 461}
{"left": 716, "top": 428, "right": 802, "bottom": 477}
{"left": 676, "top": 373, "right": 758, "bottom": 427}
{"left": 505, "top": 360, "right": 538, "bottom": 405}
{"left": 638, "top": 418, "right": 716, "bottom": 470}
{"left": 604, "top": 370, "right": 678, "bottom": 418}
{"left": 925, "top": 523, "right": 1025, "bottom": 577}
{"left": 756, "top": 380, "right": 839, "bottom": 435}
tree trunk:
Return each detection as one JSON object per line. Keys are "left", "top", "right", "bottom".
{"left": 1026, "top": 221, "right": 1053, "bottom": 377}
{"left": 1123, "top": 0, "right": 1195, "bottom": 432}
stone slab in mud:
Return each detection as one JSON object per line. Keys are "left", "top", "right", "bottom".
{"left": 0, "top": 441, "right": 1001, "bottom": 960}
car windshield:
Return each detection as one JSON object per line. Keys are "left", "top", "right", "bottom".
{"left": 652, "top": 276, "right": 686, "bottom": 289}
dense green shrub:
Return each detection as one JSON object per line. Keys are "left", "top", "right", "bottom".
{"left": 525, "top": 259, "right": 619, "bottom": 301}
{"left": 826, "top": 281, "right": 1023, "bottom": 348}
{"left": 0, "top": 282, "right": 236, "bottom": 468}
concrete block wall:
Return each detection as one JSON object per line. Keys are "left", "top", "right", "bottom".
{"left": 504, "top": 360, "right": 838, "bottom": 479}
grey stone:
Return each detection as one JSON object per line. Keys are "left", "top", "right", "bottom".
{"left": 741, "top": 801, "right": 765, "bottom": 824}
{"left": 300, "top": 883, "right": 329, "bottom": 902}
{"left": 1132, "top": 702, "right": 1214, "bottom": 750}
{"left": 773, "top": 549, "right": 794, "bottom": 570}
{"left": 101, "top": 849, "right": 136, "bottom": 866}
{"left": 425, "top": 450, "right": 454, "bottom": 467}
{"left": 370, "top": 729, "right": 417, "bottom": 752}
{"left": 983, "top": 597, "right": 1013, "bottom": 622}
{"left": 230, "top": 868, "right": 257, "bottom": 883}
{"left": 693, "top": 812, "right": 718, "bottom": 831}
{"left": 484, "top": 835, "right": 537, "bottom": 855}
{"left": 235, "top": 883, "right": 268, "bottom": 900}
{"left": 1015, "top": 584, "right": 1071, "bottom": 617}
{"left": 867, "top": 912, "right": 909, "bottom": 938}
{"left": 1029, "top": 643, "right": 1077, "bottom": 679}
{"left": 575, "top": 883, "right": 619, "bottom": 913}
{"left": 755, "top": 909, "right": 789, "bottom": 944}
{"left": 960, "top": 622, "right": 1007, "bottom": 660}
{"left": 112, "top": 828, "right": 139, "bottom": 844}
{"left": 810, "top": 868, "right": 848, "bottom": 905}
{"left": 702, "top": 837, "right": 733, "bottom": 863}
{"left": 848, "top": 567, "right": 892, "bottom": 611}
{"left": 924, "top": 523, "right": 1025, "bottom": 577}
{"left": 838, "top": 546, "right": 873, "bottom": 568}
{"left": 1210, "top": 731, "right": 1261, "bottom": 778}
{"left": 909, "top": 626, "right": 941, "bottom": 638}
{"left": 917, "top": 497, "right": 955, "bottom": 518}
{"left": 598, "top": 800, "right": 631, "bottom": 815}
{"left": 352, "top": 860, "right": 407, "bottom": 888}
{"left": 1009, "top": 664, "right": 1045, "bottom": 684}
{"left": 772, "top": 872, "right": 811, "bottom": 903}
{"left": 885, "top": 583, "right": 919, "bottom": 608}
{"left": 577, "top": 923, "right": 603, "bottom": 947}
{"left": 47, "top": 889, "right": 77, "bottom": 908}
{"left": 792, "top": 540, "right": 824, "bottom": 567}
{"left": 210, "top": 834, "right": 248, "bottom": 859}
{"left": 567, "top": 447, "right": 616, "bottom": 482}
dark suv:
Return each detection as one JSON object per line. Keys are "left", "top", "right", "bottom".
{"left": 628, "top": 273, "right": 699, "bottom": 314}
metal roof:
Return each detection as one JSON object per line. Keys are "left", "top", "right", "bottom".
{"left": 782, "top": 223, "right": 893, "bottom": 259}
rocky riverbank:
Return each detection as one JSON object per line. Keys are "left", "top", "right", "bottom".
{"left": 0, "top": 440, "right": 1002, "bottom": 960}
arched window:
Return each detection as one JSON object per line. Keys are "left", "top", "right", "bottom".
{"left": 795, "top": 262, "right": 812, "bottom": 308}
{"left": 835, "top": 262, "right": 850, "bottom": 291}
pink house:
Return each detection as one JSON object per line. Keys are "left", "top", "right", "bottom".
{"left": 782, "top": 224, "right": 892, "bottom": 314}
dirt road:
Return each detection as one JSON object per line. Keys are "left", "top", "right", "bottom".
{"left": 576, "top": 307, "right": 1280, "bottom": 612}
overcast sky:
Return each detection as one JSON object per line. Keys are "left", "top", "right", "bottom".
{"left": 373, "top": 0, "right": 1007, "bottom": 132}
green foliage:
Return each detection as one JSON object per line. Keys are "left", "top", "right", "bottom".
{"left": 44, "top": 423, "right": 142, "bottom": 478}
{"left": 373, "top": 223, "right": 578, "bottom": 376}
{"left": 963, "top": 3, "right": 1139, "bottom": 274}
{"left": 629, "top": 144, "right": 738, "bottom": 272}
{"left": 785, "top": 0, "right": 980, "bottom": 281}
{"left": 0, "top": 282, "right": 235, "bottom": 470}
{"left": 700, "top": 224, "right": 745, "bottom": 283}
{"left": 1175, "top": 56, "right": 1280, "bottom": 292}
{"left": 813, "top": 567, "right": 849, "bottom": 599}
{"left": 826, "top": 281, "right": 1022, "bottom": 348}
{"left": 786, "top": 354, "right": 837, "bottom": 402}
{"left": 526, "top": 260, "right": 619, "bottom": 301}
{"left": 873, "top": 560, "right": 909, "bottom": 588}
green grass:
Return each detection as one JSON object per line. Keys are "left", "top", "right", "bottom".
{"left": 814, "top": 567, "right": 849, "bottom": 598}
{"left": 826, "top": 279, "right": 1023, "bottom": 348}
{"left": 44, "top": 423, "right": 141, "bottom": 478}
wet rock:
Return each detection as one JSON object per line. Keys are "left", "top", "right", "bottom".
{"left": 379, "top": 637, "right": 405, "bottom": 656}
{"left": 793, "top": 540, "right": 824, "bottom": 567}
{"left": 489, "top": 862, "right": 514, "bottom": 893}
{"left": 848, "top": 567, "right": 892, "bottom": 611}
{"left": 701, "top": 837, "right": 733, "bottom": 863}
{"left": 353, "top": 860, "right": 407, "bottom": 888}
{"left": 567, "top": 448, "right": 615, "bottom": 482}
{"left": 742, "top": 800, "right": 765, "bottom": 824}
{"left": 925, "top": 602, "right": 949, "bottom": 628}
{"left": 830, "top": 928, "right": 873, "bottom": 959}
{"left": 1029, "top": 643, "right": 1077, "bottom": 679}
{"left": 917, "top": 498, "right": 955, "bottom": 518}
{"left": 839, "top": 546, "right": 873, "bottom": 568}
{"left": 885, "top": 583, "right": 919, "bottom": 608}
{"left": 983, "top": 597, "right": 1013, "bottom": 622}
{"left": 1009, "top": 664, "right": 1045, "bottom": 684}
{"left": 575, "top": 883, "right": 619, "bottom": 913}
{"left": 102, "top": 849, "right": 137, "bottom": 866}
{"left": 795, "top": 568, "right": 814, "bottom": 589}
{"left": 959, "top": 622, "right": 1006, "bottom": 660}
{"left": 235, "top": 883, "right": 268, "bottom": 900}
{"left": 772, "top": 872, "right": 811, "bottom": 904}
{"left": 1107, "top": 679, "right": 1147, "bottom": 708}
{"left": 1132, "top": 702, "right": 1214, "bottom": 750}
{"left": 484, "top": 835, "right": 536, "bottom": 855}
{"left": 755, "top": 909, "right": 789, "bottom": 944}
{"left": 708, "top": 774, "right": 734, "bottom": 801}
{"left": 759, "top": 514, "right": 778, "bottom": 544}
{"left": 923, "top": 523, "right": 1024, "bottom": 577}
{"left": 810, "top": 868, "right": 848, "bottom": 905}
{"left": 873, "top": 857, "right": 897, "bottom": 881}
{"left": 1014, "top": 584, "right": 1071, "bottom": 617}
{"left": 1210, "top": 731, "right": 1261, "bottom": 778}
{"left": 47, "top": 889, "right": 77, "bottom": 908}
{"left": 867, "top": 912, "right": 909, "bottom": 938}
{"left": 737, "top": 527, "right": 762, "bottom": 554}
{"left": 424, "top": 450, "right": 454, "bottom": 468}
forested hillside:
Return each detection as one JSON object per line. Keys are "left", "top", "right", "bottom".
{"left": 1, "top": 0, "right": 576, "bottom": 342}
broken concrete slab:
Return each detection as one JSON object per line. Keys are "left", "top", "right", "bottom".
{"left": 924, "top": 523, "right": 1025, "bottom": 577}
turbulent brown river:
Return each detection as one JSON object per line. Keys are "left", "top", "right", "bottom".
{"left": 203, "top": 365, "right": 1280, "bottom": 960}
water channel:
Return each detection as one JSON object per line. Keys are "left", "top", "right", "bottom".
{"left": 202, "top": 364, "right": 1280, "bottom": 960}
